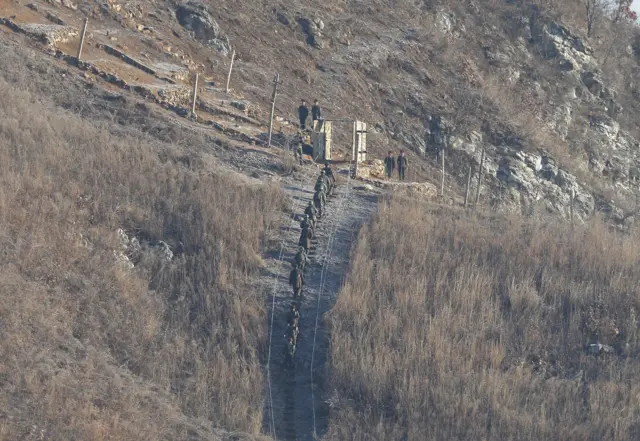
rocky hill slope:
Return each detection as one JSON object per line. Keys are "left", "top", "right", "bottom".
{"left": 1, "top": 0, "right": 640, "bottom": 439}
{"left": 2, "top": 0, "right": 640, "bottom": 223}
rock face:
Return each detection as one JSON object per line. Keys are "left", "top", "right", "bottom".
{"left": 297, "top": 15, "right": 325, "bottom": 49}
{"left": 115, "top": 228, "right": 174, "bottom": 270}
{"left": 175, "top": 1, "right": 231, "bottom": 55}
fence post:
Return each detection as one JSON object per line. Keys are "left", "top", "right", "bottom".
{"left": 440, "top": 147, "right": 445, "bottom": 198}
{"left": 191, "top": 73, "right": 199, "bottom": 118}
{"left": 225, "top": 50, "right": 235, "bottom": 94}
{"left": 267, "top": 72, "right": 280, "bottom": 148}
{"left": 76, "top": 18, "right": 88, "bottom": 61}
{"left": 464, "top": 165, "right": 472, "bottom": 208}
{"left": 475, "top": 148, "right": 485, "bottom": 208}
{"left": 570, "top": 188, "right": 575, "bottom": 228}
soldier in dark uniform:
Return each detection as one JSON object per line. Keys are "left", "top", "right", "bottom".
{"left": 323, "top": 162, "right": 335, "bottom": 186}
{"left": 293, "top": 247, "right": 308, "bottom": 271}
{"left": 300, "top": 214, "right": 315, "bottom": 239}
{"left": 285, "top": 303, "right": 300, "bottom": 344}
{"left": 313, "top": 190, "right": 324, "bottom": 218}
{"left": 298, "top": 100, "right": 310, "bottom": 131}
{"left": 283, "top": 335, "right": 296, "bottom": 369}
{"left": 298, "top": 226, "right": 312, "bottom": 251}
{"left": 289, "top": 263, "right": 305, "bottom": 298}
{"left": 305, "top": 201, "right": 317, "bottom": 223}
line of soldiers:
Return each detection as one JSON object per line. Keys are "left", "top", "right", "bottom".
{"left": 283, "top": 162, "right": 336, "bottom": 368}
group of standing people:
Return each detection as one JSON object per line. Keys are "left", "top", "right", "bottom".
{"left": 283, "top": 163, "right": 336, "bottom": 368}
{"left": 384, "top": 150, "right": 409, "bottom": 181}
{"left": 298, "top": 99, "right": 322, "bottom": 131}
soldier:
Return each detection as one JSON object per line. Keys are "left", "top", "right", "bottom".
{"left": 313, "top": 190, "right": 324, "bottom": 218}
{"left": 298, "top": 225, "right": 312, "bottom": 251}
{"left": 298, "top": 99, "right": 310, "bottom": 131}
{"left": 283, "top": 335, "right": 296, "bottom": 369}
{"left": 384, "top": 151, "right": 395, "bottom": 180}
{"left": 289, "top": 262, "right": 305, "bottom": 298}
{"left": 285, "top": 303, "right": 300, "bottom": 344}
{"left": 293, "top": 247, "right": 308, "bottom": 271}
{"left": 300, "top": 215, "right": 315, "bottom": 239}
{"left": 397, "top": 150, "right": 408, "bottom": 181}
{"left": 323, "top": 162, "right": 336, "bottom": 186}
{"left": 305, "top": 201, "right": 317, "bottom": 223}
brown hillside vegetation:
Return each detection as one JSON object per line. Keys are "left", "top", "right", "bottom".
{"left": 327, "top": 198, "right": 640, "bottom": 441}
{"left": 0, "top": 47, "right": 282, "bottom": 440}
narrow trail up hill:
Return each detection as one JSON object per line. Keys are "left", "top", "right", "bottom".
{"left": 261, "top": 166, "right": 379, "bottom": 441}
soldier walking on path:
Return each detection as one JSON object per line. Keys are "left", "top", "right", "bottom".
{"left": 289, "top": 263, "right": 305, "bottom": 298}
{"left": 384, "top": 151, "right": 395, "bottom": 180}
{"left": 283, "top": 335, "right": 296, "bottom": 369}
{"left": 305, "top": 201, "right": 317, "bottom": 223}
{"left": 397, "top": 150, "right": 408, "bottom": 181}
{"left": 293, "top": 247, "right": 308, "bottom": 272}
{"left": 298, "top": 99, "right": 310, "bottom": 131}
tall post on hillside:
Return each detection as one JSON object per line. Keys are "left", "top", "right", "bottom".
{"left": 76, "top": 18, "right": 88, "bottom": 61}
{"left": 191, "top": 73, "right": 199, "bottom": 118}
{"left": 440, "top": 147, "right": 445, "bottom": 198}
{"left": 570, "top": 188, "right": 575, "bottom": 228}
{"left": 225, "top": 50, "right": 236, "bottom": 94}
{"left": 464, "top": 165, "right": 472, "bottom": 208}
{"left": 267, "top": 72, "right": 280, "bottom": 148}
{"left": 475, "top": 148, "right": 485, "bottom": 208}
{"left": 352, "top": 120, "right": 357, "bottom": 178}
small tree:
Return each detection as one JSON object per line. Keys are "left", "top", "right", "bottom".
{"left": 585, "top": 0, "right": 608, "bottom": 37}
{"left": 612, "top": 0, "right": 638, "bottom": 22}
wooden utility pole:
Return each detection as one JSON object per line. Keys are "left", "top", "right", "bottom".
{"left": 267, "top": 72, "right": 281, "bottom": 148}
{"left": 464, "top": 165, "right": 472, "bottom": 208}
{"left": 440, "top": 147, "right": 445, "bottom": 197}
{"left": 475, "top": 148, "right": 485, "bottom": 208}
{"left": 76, "top": 18, "right": 88, "bottom": 61}
{"left": 570, "top": 188, "right": 575, "bottom": 228}
{"left": 225, "top": 50, "right": 235, "bottom": 94}
{"left": 191, "top": 73, "right": 199, "bottom": 117}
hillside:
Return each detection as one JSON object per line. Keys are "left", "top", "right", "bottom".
{"left": 1, "top": 0, "right": 640, "bottom": 440}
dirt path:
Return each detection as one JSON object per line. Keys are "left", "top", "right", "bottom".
{"left": 261, "top": 167, "right": 379, "bottom": 441}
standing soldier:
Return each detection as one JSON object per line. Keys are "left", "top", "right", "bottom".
{"left": 323, "top": 162, "right": 335, "bottom": 186}
{"left": 311, "top": 99, "right": 322, "bottom": 130}
{"left": 283, "top": 335, "right": 296, "bottom": 369}
{"left": 298, "top": 99, "right": 310, "bottom": 131}
{"left": 384, "top": 151, "right": 395, "bottom": 180}
{"left": 293, "top": 247, "right": 308, "bottom": 271}
{"left": 314, "top": 188, "right": 326, "bottom": 215}
{"left": 298, "top": 224, "right": 312, "bottom": 251}
{"left": 300, "top": 214, "right": 315, "bottom": 239}
{"left": 397, "top": 150, "right": 408, "bottom": 181}
{"left": 305, "top": 201, "right": 317, "bottom": 223}
{"left": 285, "top": 303, "right": 300, "bottom": 344}
{"left": 289, "top": 262, "right": 305, "bottom": 298}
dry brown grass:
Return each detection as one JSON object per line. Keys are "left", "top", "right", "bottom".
{"left": 326, "top": 196, "right": 640, "bottom": 441}
{"left": 0, "top": 72, "right": 283, "bottom": 439}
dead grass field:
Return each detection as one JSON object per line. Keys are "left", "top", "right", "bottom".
{"left": 326, "top": 196, "right": 640, "bottom": 441}
{"left": 0, "top": 61, "right": 283, "bottom": 439}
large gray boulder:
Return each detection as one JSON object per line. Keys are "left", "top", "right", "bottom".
{"left": 175, "top": 1, "right": 231, "bottom": 55}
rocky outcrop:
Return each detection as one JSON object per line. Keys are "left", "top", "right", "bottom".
{"left": 297, "top": 15, "right": 325, "bottom": 49}
{"left": 175, "top": 1, "right": 231, "bottom": 55}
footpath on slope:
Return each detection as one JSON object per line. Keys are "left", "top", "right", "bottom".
{"left": 261, "top": 166, "right": 379, "bottom": 441}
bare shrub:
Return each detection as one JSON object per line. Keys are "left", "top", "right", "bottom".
{"left": 326, "top": 197, "right": 640, "bottom": 441}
